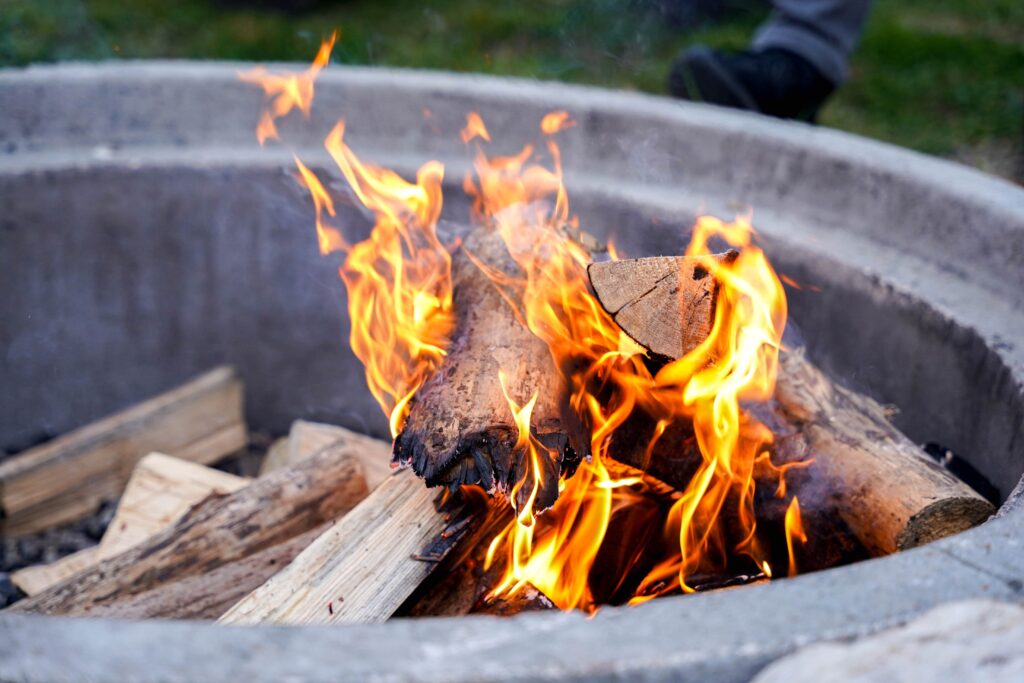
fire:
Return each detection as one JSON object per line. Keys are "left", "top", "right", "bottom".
{"left": 245, "top": 36, "right": 454, "bottom": 437}
{"left": 785, "top": 496, "right": 807, "bottom": 577}
{"left": 243, "top": 39, "right": 797, "bottom": 612}
{"left": 240, "top": 32, "right": 337, "bottom": 145}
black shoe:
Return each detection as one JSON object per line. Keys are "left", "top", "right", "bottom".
{"left": 668, "top": 45, "right": 835, "bottom": 122}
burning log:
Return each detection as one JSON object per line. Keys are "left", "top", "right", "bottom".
{"left": 394, "top": 227, "right": 588, "bottom": 510}
{"left": 219, "top": 469, "right": 499, "bottom": 625}
{"left": 8, "top": 438, "right": 369, "bottom": 616}
{"left": 473, "top": 584, "right": 556, "bottom": 616}
{"left": 588, "top": 256, "right": 995, "bottom": 556}
{"left": 0, "top": 366, "right": 246, "bottom": 535}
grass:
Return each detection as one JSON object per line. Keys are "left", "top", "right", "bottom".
{"left": 1, "top": 0, "right": 1021, "bottom": 179}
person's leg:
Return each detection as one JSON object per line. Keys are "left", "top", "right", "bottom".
{"left": 668, "top": 0, "right": 873, "bottom": 121}
{"left": 752, "top": 0, "right": 872, "bottom": 85}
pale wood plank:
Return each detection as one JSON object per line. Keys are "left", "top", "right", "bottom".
{"left": 0, "top": 366, "right": 246, "bottom": 535}
{"left": 11, "top": 440, "right": 368, "bottom": 616}
{"left": 256, "top": 437, "right": 291, "bottom": 477}
{"left": 99, "top": 453, "right": 249, "bottom": 557}
{"left": 219, "top": 468, "right": 446, "bottom": 625}
{"left": 10, "top": 454, "right": 249, "bottom": 595}
{"left": 9, "top": 547, "right": 101, "bottom": 596}
{"left": 288, "top": 420, "right": 392, "bottom": 489}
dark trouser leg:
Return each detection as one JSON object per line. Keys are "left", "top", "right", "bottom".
{"left": 752, "top": 0, "right": 873, "bottom": 85}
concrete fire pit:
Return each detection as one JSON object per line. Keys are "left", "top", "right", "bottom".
{"left": 1, "top": 62, "right": 1022, "bottom": 682}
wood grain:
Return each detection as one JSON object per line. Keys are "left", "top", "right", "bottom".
{"left": 10, "top": 454, "right": 248, "bottom": 595}
{"left": 588, "top": 256, "right": 994, "bottom": 555}
{"left": 9, "top": 439, "right": 368, "bottom": 616}
{"left": 394, "top": 227, "right": 587, "bottom": 511}
{"left": 0, "top": 366, "right": 246, "bottom": 535}
{"left": 220, "top": 468, "right": 464, "bottom": 625}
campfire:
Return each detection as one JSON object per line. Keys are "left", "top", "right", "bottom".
{"left": 1, "top": 38, "right": 994, "bottom": 623}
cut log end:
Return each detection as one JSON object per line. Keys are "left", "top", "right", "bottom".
{"left": 586, "top": 255, "right": 995, "bottom": 556}
{"left": 587, "top": 251, "right": 737, "bottom": 361}
{"left": 394, "top": 426, "right": 580, "bottom": 511}
{"left": 898, "top": 497, "right": 996, "bottom": 550}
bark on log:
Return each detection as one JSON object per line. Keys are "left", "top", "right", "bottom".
{"left": 81, "top": 526, "right": 326, "bottom": 620}
{"left": 394, "top": 227, "right": 588, "bottom": 511}
{"left": 774, "top": 349, "right": 994, "bottom": 553}
{"left": 8, "top": 439, "right": 369, "bottom": 616}
{"left": 588, "top": 256, "right": 995, "bottom": 555}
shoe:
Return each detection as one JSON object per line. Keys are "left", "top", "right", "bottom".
{"left": 668, "top": 45, "right": 835, "bottom": 122}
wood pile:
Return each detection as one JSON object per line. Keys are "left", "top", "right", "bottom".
{"left": 0, "top": 247, "right": 994, "bottom": 623}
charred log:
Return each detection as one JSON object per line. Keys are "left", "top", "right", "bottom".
{"left": 394, "top": 227, "right": 588, "bottom": 510}
{"left": 588, "top": 255, "right": 995, "bottom": 556}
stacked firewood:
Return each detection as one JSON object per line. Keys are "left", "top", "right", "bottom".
{"left": 0, "top": 231, "right": 994, "bottom": 622}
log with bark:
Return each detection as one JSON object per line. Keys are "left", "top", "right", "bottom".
{"left": 393, "top": 227, "right": 588, "bottom": 511}
{"left": 588, "top": 255, "right": 995, "bottom": 556}
{"left": 8, "top": 438, "right": 369, "bottom": 616}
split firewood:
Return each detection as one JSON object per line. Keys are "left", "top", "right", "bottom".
{"left": 587, "top": 252, "right": 736, "bottom": 362}
{"left": 588, "top": 256, "right": 995, "bottom": 556}
{"left": 10, "top": 454, "right": 248, "bottom": 596}
{"left": 219, "top": 469, "right": 499, "bottom": 625}
{"left": 273, "top": 420, "right": 393, "bottom": 489}
{"left": 394, "top": 227, "right": 588, "bottom": 511}
{"left": 8, "top": 547, "right": 101, "bottom": 598}
{"left": 0, "top": 366, "right": 246, "bottom": 535}
{"left": 9, "top": 438, "right": 369, "bottom": 616}
{"left": 81, "top": 526, "right": 326, "bottom": 621}
{"left": 257, "top": 436, "right": 291, "bottom": 476}
{"left": 396, "top": 502, "right": 515, "bottom": 618}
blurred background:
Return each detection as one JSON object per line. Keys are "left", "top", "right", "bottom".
{"left": 2, "top": 0, "right": 1021, "bottom": 182}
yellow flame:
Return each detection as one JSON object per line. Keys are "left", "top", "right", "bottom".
{"left": 243, "top": 42, "right": 798, "bottom": 610}
{"left": 239, "top": 32, "right": 336, "bottom": 145}
{"left": 785, "top": 496, "right": 807, "bottom": 577}
{"left": 464, "top": 112, "right": 788, "bottom": 609}
{"left": 323, "top": 121, "right": 454, "bottom": 437}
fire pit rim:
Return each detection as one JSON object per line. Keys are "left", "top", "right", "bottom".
{"left": 1, "top": 62, "right": 1023, "bottom": 682}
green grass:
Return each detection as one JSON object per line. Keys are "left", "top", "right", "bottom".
{"left": 2, "top": 0, "right": 1021, "bottom": 179}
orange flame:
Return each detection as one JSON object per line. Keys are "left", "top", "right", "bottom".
{"left": 323, "top": 121, "right": 454, "bottom": 437}
{"left": 243, "top": 43, "right": 798, "bottom": 610}
{"left": 463, "top": 113, "right": 788, "bottom": 609}
{"left": 240, "top": 32, "right": 337, "bottom": 144}
{"left": 785, "top": 496, "right": 807, "bottom": 577}
{"left": 540, "top": 111, "right": 575, "bottom": 135}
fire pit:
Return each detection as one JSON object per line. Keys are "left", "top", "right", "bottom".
{"left": 1, "top": 61, "right": 1023, "bottom": 681}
